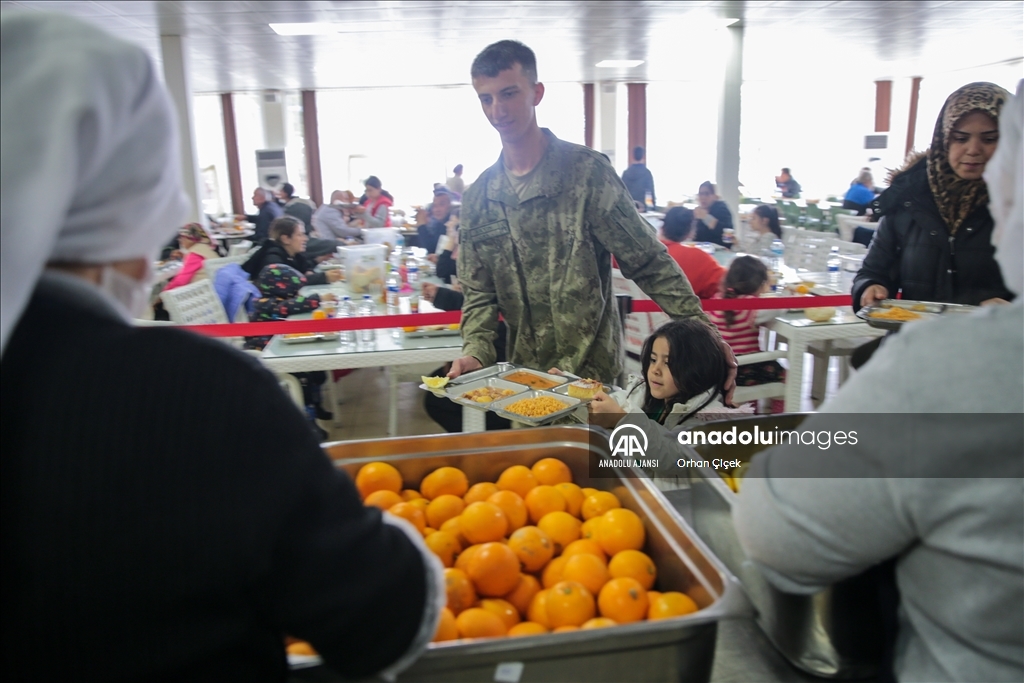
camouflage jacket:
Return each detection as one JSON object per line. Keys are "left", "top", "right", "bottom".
{"left": 457, "top": 130, "right": 709, "bottom": 382}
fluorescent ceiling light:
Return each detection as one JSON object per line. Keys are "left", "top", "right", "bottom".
{"left": 270, "top": 23, "right": 341, "bottom": 36}
{"left": 596, "top": 60, "right": 645, "bottom": 68}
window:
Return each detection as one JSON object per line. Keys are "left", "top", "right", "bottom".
{"left": 193, "top": 95, "right": 230, "bottom": 217}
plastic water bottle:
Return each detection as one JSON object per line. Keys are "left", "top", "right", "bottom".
{"left": 337, "top": 296, "right": 356, "bottom": 345}
{"left": 770, "top": 239, "right": 785, "bottom": 272}
{"left": 386, "top": 271, "right": 401, "bottom": 340}
{"left": 827, "top": 245, "right": 841, "bottom": 287}
{"left": 358, "top": 294, "right": 376, "bottom": 344}
{"left": 389, "top": 247, "right": 402, "bottom": 277}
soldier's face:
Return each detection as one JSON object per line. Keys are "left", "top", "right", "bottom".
{"left": 473, "top": 64, "right": 545, "bottom": 144}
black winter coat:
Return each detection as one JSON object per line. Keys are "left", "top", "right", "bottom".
{"left": 242, "top": 241, "right": 328, "bottom": 285}
{"left": 852, "top": 158, "right": 1013, "bottom": 311}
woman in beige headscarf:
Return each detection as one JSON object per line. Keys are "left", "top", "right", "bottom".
{"left": 1, "top": 12, "right": 441, "bottom": 681}
{"left": 852, "top": 82, "right": 1014, "bottom": 311}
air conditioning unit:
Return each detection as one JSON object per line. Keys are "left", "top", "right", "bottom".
{"left": 864, "top": 134, "right": 888, "bottom": 150}
{"left": 256, "top": 149, "right": 287, "bottom": 192}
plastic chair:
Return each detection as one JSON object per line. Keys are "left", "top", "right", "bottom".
{"left": 228, "top": 240, "right": 253, "bottom": 257}
{"left": 787, "top": 232, "right": 843, "bottom": 271}
{"left": 732, "top": 350, "right": 788, "bottom": 404}
{"left": 804, "top": 204, "right": 825, "bottom": 231}
{"left": 203, "top": 254, "right": 252, "bottom": 284}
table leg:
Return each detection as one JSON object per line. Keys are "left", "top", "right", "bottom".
{"left": 388, "top": 366, "right": 398, "bottom": 436}
{"left": 784, "top": 340, "right": 808, "bottom": 412}
{"left": 462, "top": 406, "right": 486, "bottom": 433}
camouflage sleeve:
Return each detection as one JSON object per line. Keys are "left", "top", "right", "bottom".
{"left": 455, "top": 229, "right": 500, "bottom": 367}
{"left": 586, "top": 160, "right": 710, "bottom": 326}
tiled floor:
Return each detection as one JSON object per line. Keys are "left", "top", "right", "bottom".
{"left": 318, "top": 353, "right": 847, "bottom": 443}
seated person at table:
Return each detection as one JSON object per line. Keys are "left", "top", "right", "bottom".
{"left": 417, "top": 187, "right": 457, "bottom": 255}
{"left": 742, "top": 205, "right": 783, "bottom": 257}
{"left": 434, "top": 220, "right": 459, "bottom": 285}
{"left": 693, "top": 181, "right": 735, "bottom": 248}
{"left": 707, "top": 256, "right": 785, "bottom": 403}
{"left": 278, "top": 182, "right": 318, "bottom": 235}
{"left": 163, "top": 222, "right": 220, "bottom": 290}
{"left": 357, "top": 175, "right": 393, "bottom": 228}
{"left": 775, "top": 167, "right": 801, "bottom": 198}
{"left": 842, "top": 170, "right": 876, "bottom": 215}
{"left": 242, "top": 216, "right": 343, "bottom": 285}
{"left": 658, "top": 206, "right": 725, "bottom": 299}
{"left": 240, "top": 186, "right": 282, "bottom": 244}
{"left": 313, "top": 190, "right": 364, "bottom": 240}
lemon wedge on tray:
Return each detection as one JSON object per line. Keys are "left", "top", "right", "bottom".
{"left": 422, "top": 376, "right": 450, "bottom": 391}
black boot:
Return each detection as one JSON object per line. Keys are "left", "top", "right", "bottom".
{"left": 315, "top": 405, "right": 334, "bottom": 421}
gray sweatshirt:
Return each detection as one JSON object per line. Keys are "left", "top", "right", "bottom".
{"left": 733, "top": 301, "right": 1024, "bottom": 682}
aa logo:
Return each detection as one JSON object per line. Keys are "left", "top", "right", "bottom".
{"left": 608, "top": 423, "right": 648, "bottom": 459}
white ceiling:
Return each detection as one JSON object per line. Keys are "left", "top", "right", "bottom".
{"left": 1, "top": 1, "right": 1021, "bottom": 92}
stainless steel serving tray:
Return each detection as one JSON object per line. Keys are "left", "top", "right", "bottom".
{"left": 489, "top": 389, "right": 582, "bottom": 425}
{"left": 497, "top": 367, "right": 568, "bottom": 390}
{"left": 444, "top": 377, "right": 529, "bottom": 408}
{"left": 306, "top": 427, "right": 749, "bottom": 683}
{"left": 856, "top": 299, "right": 975, "bottom": 331}
{"left": 279, "top": 332, "right": 340, "bottom": 344}
{"left": 684, "top": 414, "right": 884, "bottom": 679}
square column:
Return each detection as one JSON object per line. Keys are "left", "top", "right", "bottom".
{"left": 716, "top": 25, "right": 744, "bottom": 219}
{"left": 159, "top": 34, "right": 206, "bottom": 227}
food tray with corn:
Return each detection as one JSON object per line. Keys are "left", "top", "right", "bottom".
{"left": 856, "top": 299, "right": 975, "bottom": 331}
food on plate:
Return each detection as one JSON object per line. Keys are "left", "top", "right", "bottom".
{"left": 282, "top": 333, "right": 319, "bottom": 340}
{"left": 422, "top": 376, "right": 450, "bottom": 390}
{"left": 566, "top": 378, "right": 602, "bottom": 399}
{"left": 503, "top": 396, "right": 569, "bottom": 418}
{"left": 460, "top": 386, "right": 516, "bottom": 403}
{"left": 869, "top": 307, "right": 923, "bottom": 321}
{"left": 803, "top": 307, "right": 836, "bottom": 322}
{"left": 503, "top": 370, "right": 560, "bottom": 390}
{"left": 352, "top": 458, "right": 702, "bottom": 643}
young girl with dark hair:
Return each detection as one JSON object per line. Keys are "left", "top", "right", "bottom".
{"left": 743, "top": 205, "right": 782, "bottom": 257}
{"left": 707, "top": 256, "right": 786, "bottom": 391}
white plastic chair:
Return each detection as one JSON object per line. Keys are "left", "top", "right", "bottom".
{"left": 203, "top": 254, "right": 252, "bottom": 283}
{"left": 787, "top": 232, "right": 843, "bottom": 271}
{"left": 160, "top": 279, "right": 229, "bottom": 324}
{"left": 732, "top": 349, "right": 788, "bottom": 405}
{"left": 228, "top": 240, "right": 253, "bottom": 257}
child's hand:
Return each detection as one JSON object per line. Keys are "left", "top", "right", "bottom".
{"left": 546, "top": 368, "right": 565, "bottom": 376}
{"left": 588, "top": 391, "right": 625, "bottom": 415}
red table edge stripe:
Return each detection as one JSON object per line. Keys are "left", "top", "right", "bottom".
{"left": 177, "top": 295, "right": 852, "bottom": 337}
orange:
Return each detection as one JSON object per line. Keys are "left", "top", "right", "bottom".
{"left": 479, "top": 598, "right": 521, "bottom": 630}
{"left": 363, "top": 490, "right": 403, "bottom": 510}
{"left": 561, "top": 553, "right": 611, "bottom": 596}
{"left": 537, "top": 511, "right": 582, "bottom": 554}
{"left": 508, "top": 621, "right": 548, "bottom": 637}
{"left": 562, "top": 539, "right": 607, "bottom": 563}
{"left": 454, "top": 543, "right": 482, "bottom": 573}
{"left": 496, "top": 465, "right": 539, "bottom": 498}
{"left": 647, "top": 590, "right": 662, "bottom": 604}
{"left": 426, "top": 494, "right": 466, "bottom": 529}
{"left": 597, "top": 577, "right": 648, "bottom": 624}
{"left": 596, "top": 508, "right": 645, "bottom": 555}
{"left": 525, "top": 485, "right": 567, "bottom": 523}
{"left": 581, "top": 491, "right": 621, "bottom": 520}
{"left": 467, "top": 542, "right": 521, "bottom": 596}
{"left": 311, "top": 309, "right": 328, "bottom": 320}
{"left": 464, "top": 482, "right": 499, "bottom": 504}
{"left": 401, "top": 489, "right": 424, "bottom": 501}
{"left": 433, "top": 607, "right": 459, "bottom": 642}
{"left": 555, "top": 483, "right": 585, "bottom": 517}
{"left": 423, "top": 527, "right": 437, "bottom": 537}
{"left": 455, "top": 608, "right": 507, "bottom": 638}
{"left": 387, "top": 502, "right": 426, "bottom": 533}
{"left": 545, "top": 581, "right": 596, "bottom": 628}
{"left": 503, "top": 573, "right": 541, "bottom": 617}
{"left": 581, "top": 617, "right": 617, "bottom": 629}
{"left": 531, "top": 457, "right": 573, "bottom": 486}
{"left": 581, "top": 487, "right": 599, "bottom": 498}
{"left": 420, "top": 466, "right": 469, "bottom": 500}
{"left": 553, "top": 625, "right": 579, "bottom": 633}
{"left": 287, "top": 641, "right": 317, "bottom": 655}
{"left": 440, "top": 516, "right": 470, "bottom": 548}
{"left": 527, "top": 589, "right": 550, "bottom": 628}
{"left": 508, "top": 526, "right": 555, "bottom": 572}
{"left": 541, "top": 554, "right": 568, "bottom": 588}
{"left": 460, "top": 502, "right": 508, "bottom": 544}
{"left": 648, "top": 592, "right": 699, "bottom": 620}
{"left": 580, "top": 517, "right": 602, "bottom": 540}
{"left": 487, "top": 491, "right": 528, "bottom": 532}
{"left": 608, "top": 549, "right": 657, "bottom": 590}
{"left": 355, "top": 462, "right": 402, "bottom": 499}
{"left": 408, "top": 498, "right": 429, "bottom": 514}
{"left": 425, "top": 530, "right": 462, "bottom": 568}
{"left": 443, "top": 568, "right": 477, "bottom": 614}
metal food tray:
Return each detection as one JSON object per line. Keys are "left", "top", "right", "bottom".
{"left": 445, "top": 362, "right": 520, "bottom": 387}
{"left": 305, "top": 426, "right": 748, "bottom": 683}
{"left": 497, "top": 367, "right": 568, "bottom": 390}
{"left": 684, "top": 414, "right": 884, "bottom": 679}
{"left": 856, "top": 299, "right": 974, "bottom": 331}
{"left": 404, "top": 326, "right": 462, "bottom": 338}
{"left": 549, "top": 381, "right": 616, "bottom": 403}
{"left": 279, "top": 332, "right": 340, "bottom": 344}
{"left": 489, "top": 389, "right": 582, "bottom": 425}
{"left": 445, "top": 377, "right": 530, "bottom": 408}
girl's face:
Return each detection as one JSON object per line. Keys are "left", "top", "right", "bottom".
{"left": 647, "top": 336, "right": 679, "bottom": 400}
{"left": 365, "top": 184, "right": 381, "bottom": 200}
{"left": 749, "top": 213, "right": 767, "bottom": 233}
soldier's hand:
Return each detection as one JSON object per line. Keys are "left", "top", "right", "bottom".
{"left": 448, "top": 356, "right": 483, "bottom": 379}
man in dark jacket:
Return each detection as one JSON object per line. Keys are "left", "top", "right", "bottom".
{"left": 279, "top": 182, "right": 317, "bottom": 236}
{"left": 243, "top": 187, "right": 283, "bottom": 244}
{"left": 417, "top": 187, "right": 455, "bottom": 255}
{"left": 621, "top": 146, "right": 656, "bottom": 210}
{"left": 852, "top": 154, "right": 1013, "bottom": 312}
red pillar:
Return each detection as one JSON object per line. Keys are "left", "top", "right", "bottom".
{"left": 301, "top": 90, "right": 323, "bottom": 207}
{"left": 626, "top": 83, "right": 647, "bottom": 159}
{"left": 874, "top": 80, "right": 892, "bottom": 132}
{"left": 220, "top": 93, "right": 244, "bottom": 215}
{"left": 906, "top": 77, "right": 923, "bottom": 157}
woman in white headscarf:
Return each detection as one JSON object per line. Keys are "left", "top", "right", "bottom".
{"left": 0, "top": 13, "right": 442, "bottom": 682}
{"left": 732, "top": 81, "right": 1023, "bottom": 683}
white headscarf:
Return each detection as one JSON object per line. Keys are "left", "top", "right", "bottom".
{"left": 0, "top": 13, "right": 189, "bottom": 355}
{"left": 984, "top": 79, "right": 1023, "bottom": 297}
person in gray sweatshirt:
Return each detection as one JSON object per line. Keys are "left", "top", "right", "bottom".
{"left": 732, "top": 81, "right": 1024, "bottom": 683}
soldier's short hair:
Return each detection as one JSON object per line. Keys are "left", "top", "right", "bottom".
{"left": 471, "top": 40, "right": 538, "bottom": 84}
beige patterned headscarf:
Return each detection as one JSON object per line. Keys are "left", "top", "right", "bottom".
{"left": 926, "top": 82, "right": 1010, "bottom": 234}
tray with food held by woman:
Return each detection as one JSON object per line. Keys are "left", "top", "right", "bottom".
{"left": 856, "top": 299, "right": 975, "bottom": 331}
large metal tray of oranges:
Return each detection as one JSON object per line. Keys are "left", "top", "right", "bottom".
{"left": 684, "top": 414, "right": 885, "bottom": 680}
{"left": 318, "top": 426, "right": 748, "bottom": 683}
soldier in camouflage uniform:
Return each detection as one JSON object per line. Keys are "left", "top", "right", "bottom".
{"left": 451, "top": 40, "right": 731, "bottom": 387}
